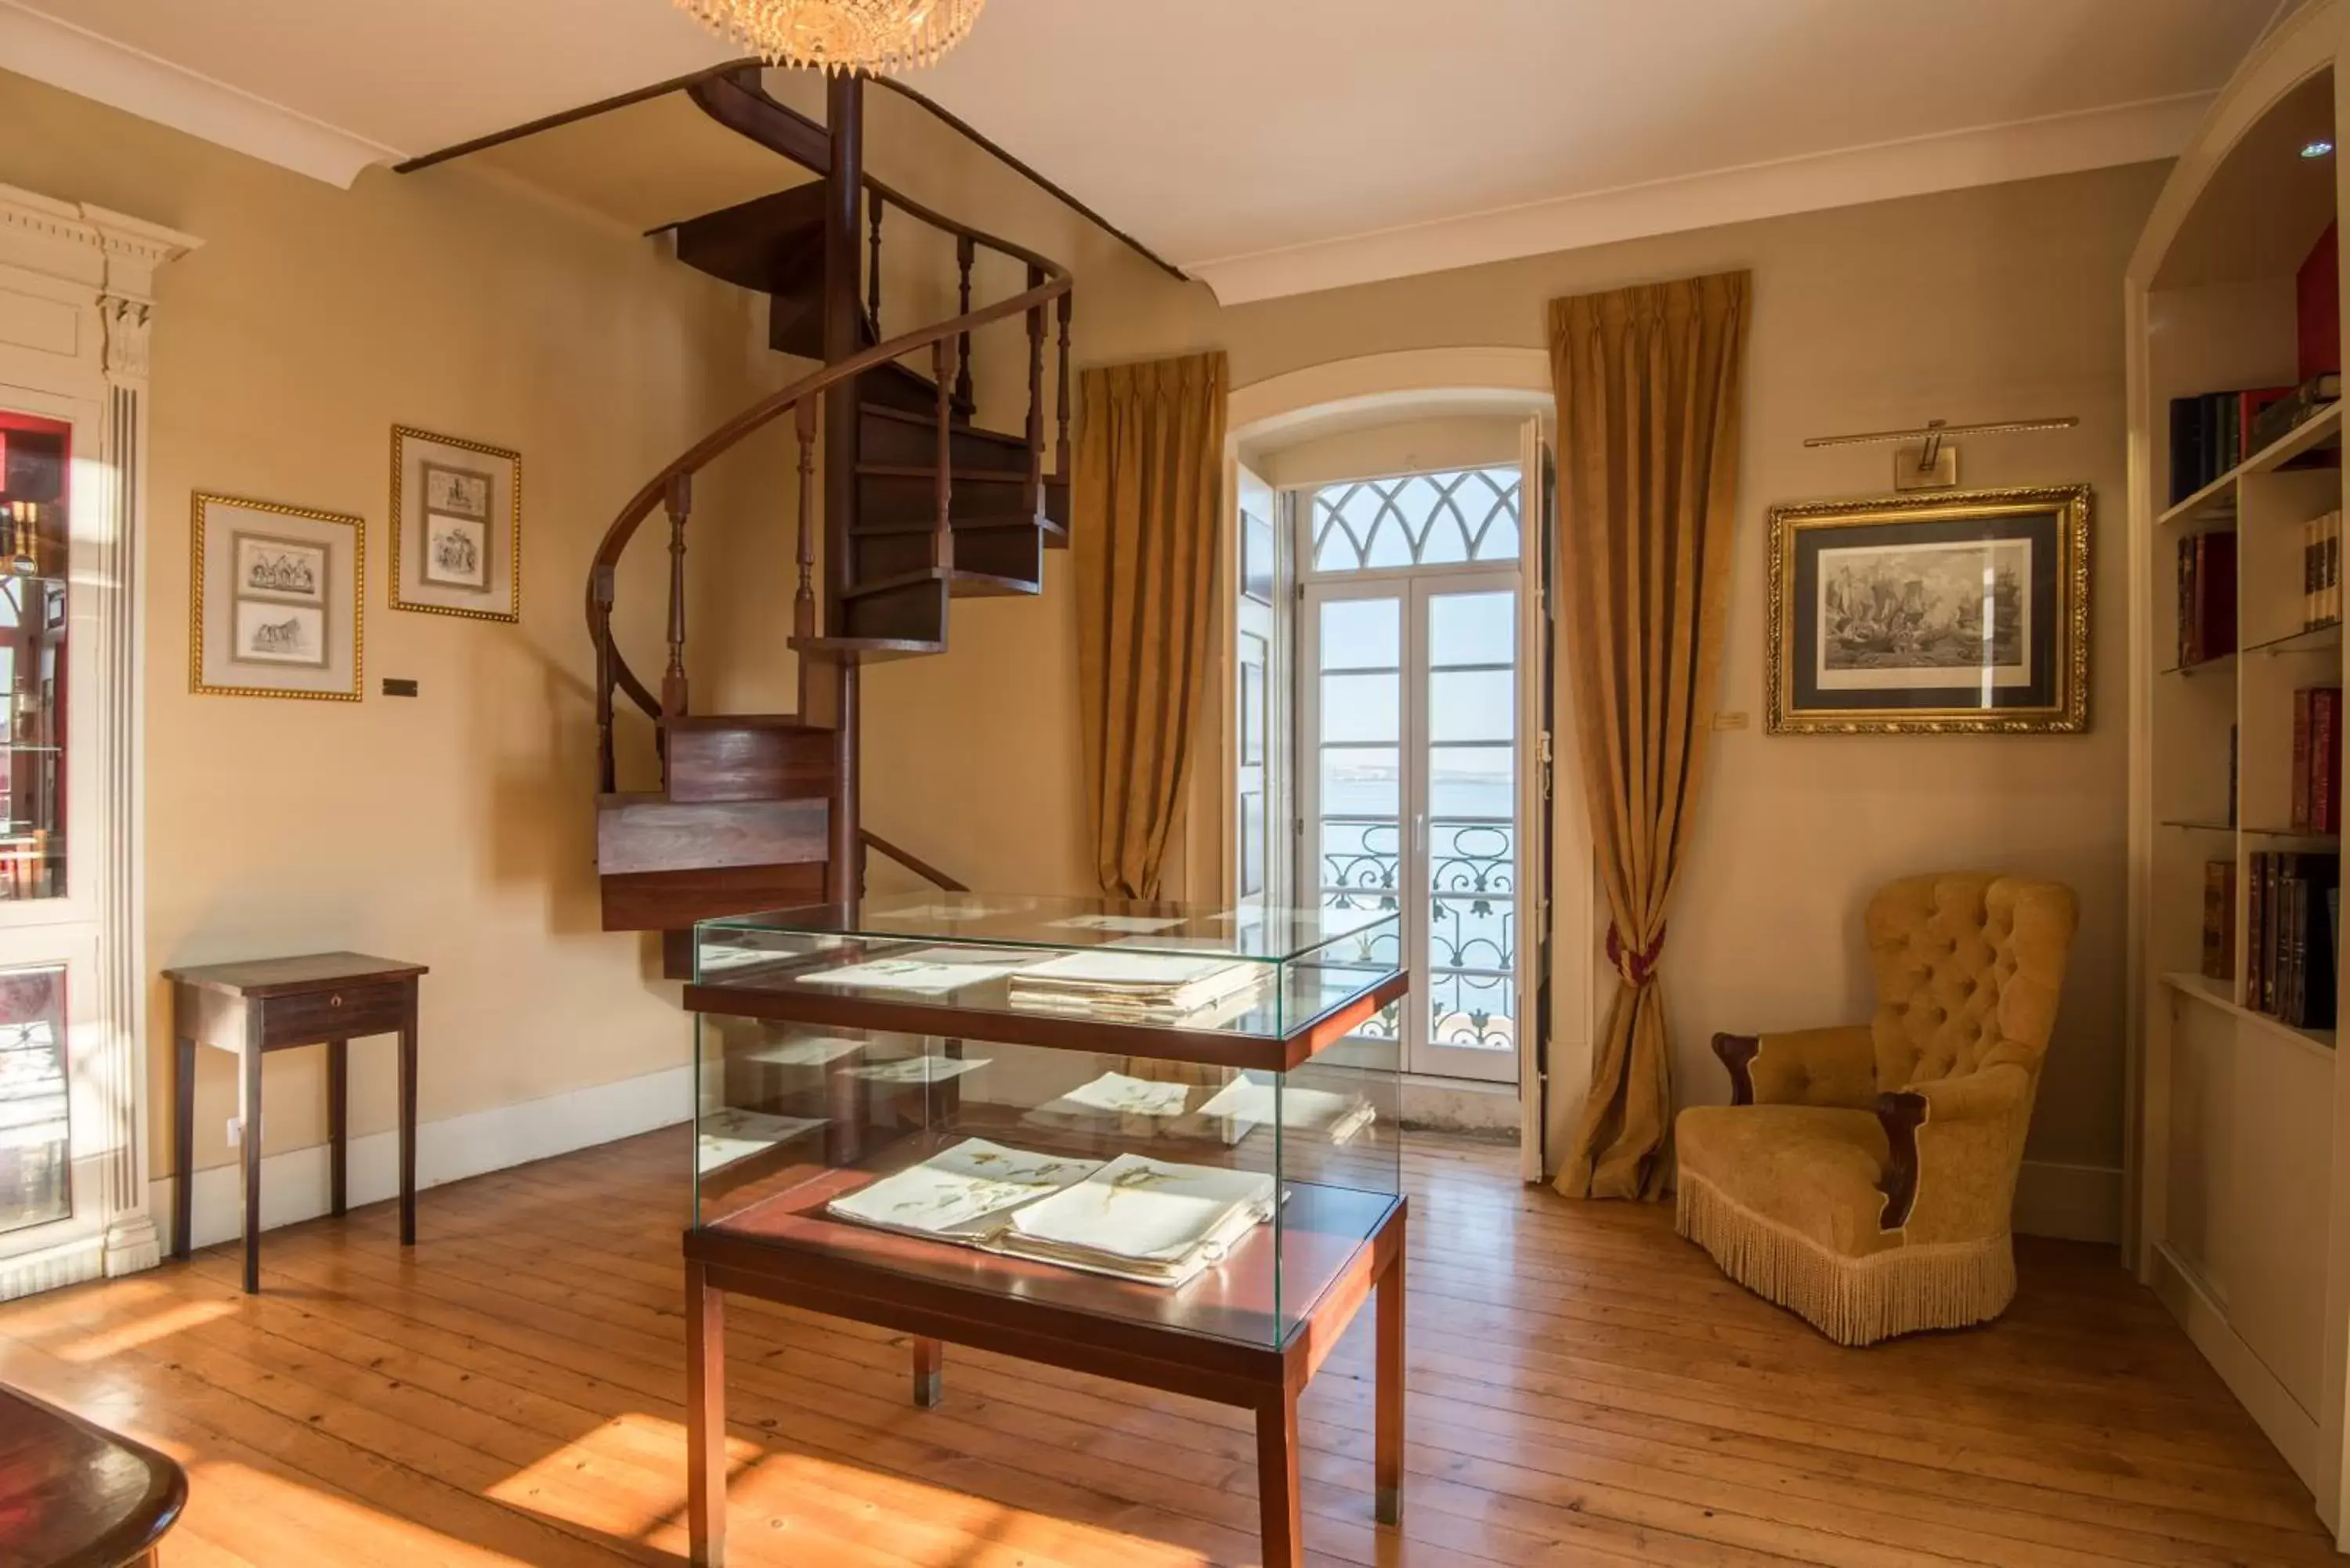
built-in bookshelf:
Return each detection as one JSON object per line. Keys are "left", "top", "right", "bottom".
{"left": 2130, "top": 25, "right": 2350, "bottom": 1520}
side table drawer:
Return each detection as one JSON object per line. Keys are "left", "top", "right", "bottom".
{"left": 261, "top": 980, "right": 410, "bottom": 1046}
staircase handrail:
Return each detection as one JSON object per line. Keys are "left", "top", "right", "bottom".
{"left": 585, "top": 259, "right": 1072, "bottom": 733}
{"left": 858, "top": 829, "right": 969, "bottom": 893}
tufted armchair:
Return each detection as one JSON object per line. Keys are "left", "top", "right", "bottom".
{"left": 1672, "top": 871, "right": 2077, "bottom": 1346}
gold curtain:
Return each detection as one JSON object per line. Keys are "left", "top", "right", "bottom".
{"left": 1550, "top": 272, "right": 1750, "bottom": 1201}
{"left": 1075, "top": 350, "right": 1228, "bottom": 900}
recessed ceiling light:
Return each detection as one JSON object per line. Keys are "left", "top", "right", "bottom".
{"left": 2303, "top": 139, "right": 2336, "bottom": 159}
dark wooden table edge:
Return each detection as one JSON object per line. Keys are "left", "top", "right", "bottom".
{"left": 2, "top": 1382, "right": 189, "bottom": 1568}
{"left": 682, "top": 967, "right": 1411, "bottom": 1072}
{"left": 681, "top": 1198, "right": 1407, "bottom": 1566}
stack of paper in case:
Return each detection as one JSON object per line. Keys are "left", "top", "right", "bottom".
{"left": 1006, "top": 949, "right": 1267, "bottom": 1024}
{"left": 1195, "top": 1072, "right": 1377, "bottom": 1147}
{"left": 824, "top": 1138, "right": 1101, "bottom": 1243}
{"left": 996, "top": 1154, "right": 1277, "bottom": 1287}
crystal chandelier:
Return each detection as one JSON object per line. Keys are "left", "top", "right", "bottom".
{"left": 675, "top": 0, "right": 986, "bottom": 75}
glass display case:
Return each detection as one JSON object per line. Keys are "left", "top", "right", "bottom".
{"left": 680, "top": 894, "right": 1410, "bottom": 1568}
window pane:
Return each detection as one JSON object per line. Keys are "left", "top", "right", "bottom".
{"left": 1307, "top": 468, "right": 1520, "bottom": 577}
{"left": 0, "top": 411, "right": 67, "bottom": 904}
{"left": 1430, "top": 669, "right": 1513, "bottom": 743}
{"left": 1320, "top": 818, "right": 1400, "bottom": 905}
{"left": 0, "top": 966, "right": 67, "bottom": 1234}
{"left": 1431, "top": 974, "right": 1515, "bottom": 1053}
{"left": 1321, "top": 746, "right": 1399, "bottom": 816}
{"left": 1430, "top": 744, "right": 1512, "bottom": 817}
{"left": 1321, "top": 673, "right": 1398, "bottom": 742}
{"left": 1320, "top": 597, "right": 1399, "bottom": 669}
{"left": 1429, "top": 590, "right": 1514, "bottom": 666}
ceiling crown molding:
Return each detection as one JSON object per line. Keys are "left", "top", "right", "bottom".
{"left": 0, "top": 1, "right": 400, "bottom": 189}
{"left": 1190, "top": 92, "right": 2214, "bottom": 306}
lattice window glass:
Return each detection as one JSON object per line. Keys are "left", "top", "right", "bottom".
{"left": 1310, "top": 468, "right": 1520, "bottom": 576}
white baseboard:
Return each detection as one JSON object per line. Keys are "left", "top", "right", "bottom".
{"left": 2012, "top": 1158, "right": 2124, "bottom": 1244}
{"left": 1400, "top": 1073, "right": 1520, "bottom": 1136}
{"left": 150, "top": 1064, "right": 692, "bottom": 1255}
{"left": 2151, "top": 1241, "right": 2323, "bottom": 1498}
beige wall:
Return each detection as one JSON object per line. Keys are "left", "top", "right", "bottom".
{"left": 868, "top": 157, "right": 2160, "bottom": 1199}
{"left": 0, "top": 67, "right": 786, "bottom": 1180}
{"left": 1251, "top": 165, "right": 2160, "bottom": 1190}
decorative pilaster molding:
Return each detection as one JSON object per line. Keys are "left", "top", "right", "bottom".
{"left": 98, "top": 294, "right": 152, "bottom": 383}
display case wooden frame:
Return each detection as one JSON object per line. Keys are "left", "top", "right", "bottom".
{"left": 681, "top": 913, "right": 1411, "bottom": 1568}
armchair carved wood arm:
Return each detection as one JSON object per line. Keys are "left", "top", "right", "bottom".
{"left": 1674, "top": 873, "right": 2077, "bottom": 1346}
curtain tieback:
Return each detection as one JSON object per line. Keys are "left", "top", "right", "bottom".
{"left": 1606, "top": 922, "right": 1668, "bottom": 988}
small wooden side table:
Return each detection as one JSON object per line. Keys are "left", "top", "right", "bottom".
{"left": 0, "top": 1381, "right": 188, "bottom": 1566}
{"left": 163, "top": 951, "right": 427, "bottom": 1293}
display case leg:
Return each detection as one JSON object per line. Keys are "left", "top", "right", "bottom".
{"left": 913, "top": 1335, "right": 944, "bottom": 1407}
{"left": 686, "top": 1261, "right": 728, "bottom": 1567}
{"left": 1376, "top": 1242, "right": 1405, "bottom": 1526}
{"left": 1256, "top": 1380, "right": 1304, "bottom": 1568}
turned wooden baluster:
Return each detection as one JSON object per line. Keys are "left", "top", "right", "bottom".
{"left": 933, "top": 338, "right": 954, "bottom": 574}
{"left": 866, "top": 194, "right": 884, "bottom": 336}
{"left": 1055, "top": 290, "right": 1073, "bottom": 480}
{"left": 793, "top": 398, "right": 818, "bottom": 641}
{"left": 954, "top": 235, "right": 976, "bottom": 410}
{"left": 591, "top": 562, "right": 616, "bottom": 792}
{"left": 1025, "top": 263, "right": 1046, "bottom": 518}
{"left": 662, "top": 472, "right": 691, "bottom": 718}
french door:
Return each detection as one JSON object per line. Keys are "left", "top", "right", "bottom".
{"left": 1301, "top": 566, "right": 1522, "bottom": 1083}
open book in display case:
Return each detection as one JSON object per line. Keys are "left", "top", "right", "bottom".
{"left": 679, "top": 893, "right": 1410, "bottom": 1568}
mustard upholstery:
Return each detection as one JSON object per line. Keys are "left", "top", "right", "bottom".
{"left": 1673, "top": 872, "right": 2078, "bottom": 1345}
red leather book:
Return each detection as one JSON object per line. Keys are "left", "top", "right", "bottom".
{"left": 2315, "top": 687, "right": 2342, "bottom": 835}
{"left": 2248, "top": 851, "right": 2269, "bottom": 1011}
{"left": 2294, "top": 688, "right": 2313, "bottom": 832}
{"left": 2301, "top": 221, "right": 2341, "bottom": 385}
{"left": 2191, "top": 532, "right": 2239, "bottom": 665}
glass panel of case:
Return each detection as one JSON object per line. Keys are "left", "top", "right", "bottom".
{"left": 690, "top": 897, "right": 1405, "bottom": 1349}
{"left": 0, "top": 414, "right": 67, "bottom": 903}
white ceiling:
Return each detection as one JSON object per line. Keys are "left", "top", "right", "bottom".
{"left": 0, "top": 0, "right": 2298, "bottom": 302}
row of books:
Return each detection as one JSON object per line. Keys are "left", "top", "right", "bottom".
{"left": 2168, "top": 374, "right": 2343, "bottom": 504}
{"left": 826, "top": 1137, "right": 1278, "bottom": 1288}
{"left": 2291, "top": 685, "right": 2344, "bottom": 835}
{"left": 2305, "top": 509, "right": 2343, "bottom": 630}
{"left": 2176, "top": 530, "right": 2238, "bottom": 667}
{"left": 2245, "top": 853, "right": 2341, "bottom": 1030}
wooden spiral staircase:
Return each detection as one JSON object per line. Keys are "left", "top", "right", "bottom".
{"left": 588, "top": 70, "right": 1058, "bottom": 956}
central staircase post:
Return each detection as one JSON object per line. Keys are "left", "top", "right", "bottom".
{"left": 822, "top": 69, "right": 866, "bottom": 905}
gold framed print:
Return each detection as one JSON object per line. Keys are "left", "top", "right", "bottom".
{"left": 190, "top": 493, "right": 363, "bottom": 700}
{"left": 389, "top": 425, "right": 520, "bottom": 622}
{"left": 1766, "top": 484, "right": 2090, "bottom": 735}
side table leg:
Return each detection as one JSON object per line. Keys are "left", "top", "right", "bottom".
{"left": 1256, "top": 1381, "right": 1304, "bottom": 1568}
{"left": 687, "top": 1259, "right": 727, "bottom": 1567}
{"left": 172, "top": 1035, "right": 194, "bottom": 1263}
{"left": 327, "top": 1039, "right": 349, "bottom": 1218}
{"left": 912, "top": 1336, "right": 944, "bottom": 1408}
{"left": 1376, "top": 1243, "right": 1405, "bottom": 1526}
{"left": 240, "top": 1021, "right": 264, "bottom": 1295}
{"left": 398, "top": 1004, "right": 418, "bottom": 1247}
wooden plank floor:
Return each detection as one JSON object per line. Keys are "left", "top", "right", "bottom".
{"left": 0, "top": 1129, "right": 2334, "bottom": 1567}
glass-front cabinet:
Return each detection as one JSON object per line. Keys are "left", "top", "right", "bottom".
{"left": 0, "top": 184, "right": 194, "bottom": 1296}
{"left": 688, "top": 894, "right": 1405, "bottom": 1348}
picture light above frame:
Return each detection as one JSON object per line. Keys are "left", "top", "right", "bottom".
{"left": 1805, "top": 414, "right": 2080, "bottom": 491}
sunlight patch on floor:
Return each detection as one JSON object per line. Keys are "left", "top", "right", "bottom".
{"left": 52, "top": 1296, "right": 237, "bottom": 1361}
